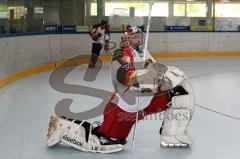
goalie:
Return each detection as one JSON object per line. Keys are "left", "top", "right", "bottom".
{"left": 47, "top": 27, "right": 195, "bottom": 153}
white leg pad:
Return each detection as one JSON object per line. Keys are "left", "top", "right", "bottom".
{"left": 47, "top": 115, "right": 123, "bottom": 153}
{"left": 161, "top": 107, "right": 193, "bottom": 147}
{"left": 160, "top": 79, "right": 195, "bottom": 147}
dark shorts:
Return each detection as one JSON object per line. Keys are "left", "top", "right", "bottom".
{"left": 91, "top": 43, "right": 102, "bottom": 56}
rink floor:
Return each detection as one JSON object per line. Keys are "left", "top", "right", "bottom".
{"left": 0, "top": 56, "right": 240, "bottom": 159}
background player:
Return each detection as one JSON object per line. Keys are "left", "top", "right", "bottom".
{"left": 89, "top": 20, "right": 110, "bottom": 68}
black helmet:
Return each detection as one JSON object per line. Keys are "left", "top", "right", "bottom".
{"left": 101, "top": 20, "right": 108, "bottom": 25}
{"left": 127, "top": 25, "right": 132, "bottom": 30}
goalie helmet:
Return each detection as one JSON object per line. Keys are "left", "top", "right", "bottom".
{"left": 120, "top": 27, "right": 144, "bottom": 50}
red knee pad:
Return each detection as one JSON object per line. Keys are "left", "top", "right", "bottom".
{"left": 99, "top": 92, "right": 169, "bottom": 140}
{"left": 99, "top": 102, "right": 136, "bottom": 140}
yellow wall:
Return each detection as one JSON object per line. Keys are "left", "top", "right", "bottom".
{"left": 1, "top": 52, "right": 240, "bottom": 89}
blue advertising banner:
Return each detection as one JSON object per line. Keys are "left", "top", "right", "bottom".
{"left": 165, "top": 26, "right": 190, "bottom": 32}
{"left": 44, "top": 25, "right": 58, "bottom": 33}
{"left": 62, "top": 25, "right": 76, "bottom": 32}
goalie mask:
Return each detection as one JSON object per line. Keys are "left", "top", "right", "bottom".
{"left": 120, "top": 27, "right": 144, "bottom": 52}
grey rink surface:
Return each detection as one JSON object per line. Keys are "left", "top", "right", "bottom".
{"left": 0, "top": 57, "right": 240, "bottom": 159}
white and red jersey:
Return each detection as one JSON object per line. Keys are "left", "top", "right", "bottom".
{"left": 110, "top": 46, "right": 155, "bottom": 112}
{"left": 89, "top": 25, "right": 110, "bottom": 45}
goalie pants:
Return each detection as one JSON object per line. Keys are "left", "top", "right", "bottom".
{"left": 99, "top": 92, "right": 169, "bottom": 140}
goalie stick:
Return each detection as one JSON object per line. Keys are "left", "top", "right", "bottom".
{"left": 131, "top": 2, "right": 154, "bottom": 149}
